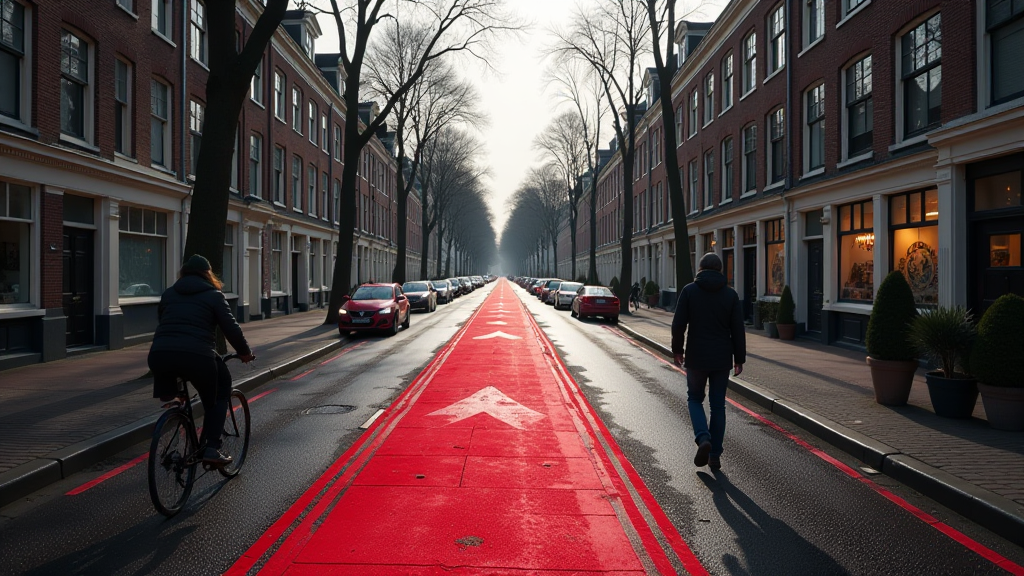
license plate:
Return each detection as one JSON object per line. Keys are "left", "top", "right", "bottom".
{"left": 596, "top": 299, "right": 606, "bottom": 304}
{"left": 352, "top": 318, "right": 371, "bottom": 324}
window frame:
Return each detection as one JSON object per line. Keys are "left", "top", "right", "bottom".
{"left": 307, "top": 164, "right": 316, "bottom": 216}
{"left": 742, "top": 124, "right": 757, "bottom": 193}
{"left": 703, "top": 72, "right": 715, "bottom": 125}
{"left": 845, "top": 54, "right": 874, "bottom": 159}
{"left": 742, "top": 31, "right": 757, "bottom": 95}
{"left": 117, "top": 205, "right": 168, "bottom": 299}
{"left": 0, "top": 0, "right": 32, "bottom": 129}
{"left": 688, "top": 159, "right": 698, "bottom": 215}
{"left": 308, "top": 101, "right": 317, "bottom": 146}
{"left": 292, "top": 155, "right": 303, "bottom": 212}
{"left": 291, "top": 86, "right": 302, "bottom": 133}
{"left": 273, "top": 71, "right": 285, "bottom": 120}
{"left": 189, "top": 99, "right": 204, "bottom": 178}
{"left": 150, "top": 78, "right": 172, "bottom": 169}
{"left": 703, "top": 149, "right": 715, "bottom": 210}
{"left": 273, "top": 145, "right": 285, "bottom": 205}
{"left": 722, "top": 52, "right": 734, "bottom": 111}
{"left": 805, "top": 83, "right": 825, "bottom": 173}
{"left": 804, "top": 0, "right": 824, "bottom": 48}
{"left": 768, "top": 107, "right": 785, "bottom": 185}
{"left": 986, "top": 0, "right": 1024, "bottom": 106}
{"left": 114, "top": 58, "right": 133, "bottom": 157}
{"left": 250, "top": 56, "right": 263, "bottom": 105}
{"left": 249, "top": 133, "right": 262, "bottom": 199}
{"left": 688, "top": 90, "right": 698, "bottom": 137}
{"left": 722, "top": 136, "right": 734, "bottom": 203}
{"left": 60, "top": 28, "right": 95, "bottom": 145}
{"left": 768, "top": 4, "right": 786, "bottom": 76}
{"left": 151, "top": 0, "right": 172, "bottom": 39}
{"left": 189, "top": 0, "right": 206, "bottom": 65}
{"left": 837, "top": 199, "right": 875, "bottom": 303}
{"left": 899, "top": 12, "right": 942, "bottom": 140}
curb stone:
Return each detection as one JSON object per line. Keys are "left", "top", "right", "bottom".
{"left": 0, "top": 337, "right": 349, "bottom": 509}
{"left": 615, "top": 321, "right": 1024, "bottom": 548}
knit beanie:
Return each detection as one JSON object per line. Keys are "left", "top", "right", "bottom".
{"left": 181, "top": 254, "right": 212, "bottom": 273}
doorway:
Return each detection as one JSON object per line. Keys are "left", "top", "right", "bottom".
{"left": 806, "top": 240, "right": 824, "bottom": 332}
{"left": 743, "top": 246, "right": 756, "bottom": 322}
{"left": 63, "top": 228, "right": 94, "bottom": 347}
{"left": 970, "top": 219, "right": 1023, "bottom": 315}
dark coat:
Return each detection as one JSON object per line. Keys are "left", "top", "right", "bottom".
{"left": 149, "top": 275, "right": 251, "bottom": 359}
{"left": 671, "top": 270, "right": 746, "bottom": 372}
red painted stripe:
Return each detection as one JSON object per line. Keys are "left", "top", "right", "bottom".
{"left": 288, "top": 368, "right": 316, "bottom": 381}
{"left": 65, "top": 387, "right": 277, "bottom": 496}
{"left": 608, "top": 327, "right": 1024, "bottom": 575}
{"left": 319, "top": 341, "right": 369, "bottom": 366}
{"left": 226, "top": 298, "right": 489, "bottom": 576}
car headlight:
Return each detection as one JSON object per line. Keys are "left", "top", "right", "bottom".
{"left": 379, "top": 306, "right": 392, "bottom": 314}
{"left": 339, "top": 308, "right": 348, "bottom": 315}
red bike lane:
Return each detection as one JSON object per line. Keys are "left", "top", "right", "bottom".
{"left": 228, "top": 279, "right": 706, "bottom": 575}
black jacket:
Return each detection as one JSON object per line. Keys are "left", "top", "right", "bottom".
{"left": 150, "top": 275, "right": 251, "bottom": 358}
{"left": 671, "top": 270, "right": 746, "bottom": 372}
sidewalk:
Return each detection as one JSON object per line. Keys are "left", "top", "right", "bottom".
{"left": 0, "top": 309, "right": 346, "bottom": 507}
{"left": 617, "top": 306, "right": 1024, "bottom": 548}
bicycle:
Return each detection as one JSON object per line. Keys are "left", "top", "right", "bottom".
{"left": 630, "top": 293, "right": 642, "bottom": 313}
{"left": 147, "top": 354, "right": 251, "bottom": 517}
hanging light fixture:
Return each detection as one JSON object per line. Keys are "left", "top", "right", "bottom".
{"left": 855, "top": 232, "right": 875, "bottom": 251}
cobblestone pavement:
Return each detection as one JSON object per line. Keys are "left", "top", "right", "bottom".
{"left": 0, "top": 310, "right": 337, "bottom": 475}
{"left": 619, "top": 307, "right": 1024, "bottom": 508}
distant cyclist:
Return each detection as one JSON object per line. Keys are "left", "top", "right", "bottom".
{"left": 629, "top": 282, "right": 642, "bottom": 312}
{"left": 148, "top": 254, "right": 255, "bottom": 467}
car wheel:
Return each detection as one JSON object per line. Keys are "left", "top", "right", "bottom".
{"left": 402, "top": 310, "right": 411, "bottom": 329}
{"left": 610, "top": 316, "right": 619, "bottom": 324}
{"left": 390, "top": 314, "right": 400, "bottom": 336}
{"left": 578, "top": 311, "right": 587, "bottom": 321}
{"left": 570, "top": 307, "right": 577, "bottom": 317}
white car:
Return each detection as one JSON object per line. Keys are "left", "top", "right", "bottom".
{"left": 553, "top": 282, "right": 583, "bottom": 310}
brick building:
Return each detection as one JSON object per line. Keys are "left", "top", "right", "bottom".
{"left": 0, "top": 0, "right": 427, "bottom": 369}
{"left": 558, "top": 0, "right": 1023, "bottom": 348}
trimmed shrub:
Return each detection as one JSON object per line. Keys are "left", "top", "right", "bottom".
{"left": 970, "top": 294, "right": 1024, "bottom": 387}
{"left": 778, "top": 285, "right": 796, "bottom": 324}
{"left": 866, "top": 271, "right": 918, "bottom": 361}
{"left": 609, "top": 276, "right": 620, "bottom": 293}
{"left": 759, "top": 299, "right": 779, "bottom": 323}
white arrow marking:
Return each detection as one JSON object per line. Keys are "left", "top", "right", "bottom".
{"left": 473, "top": 331, "right": 521, "bottom": 340}
{"left": 486, "top": 321, "right": 508, "bottom": 325}
{"left": 427, "top": 386, "right": 545, "bottom": 429}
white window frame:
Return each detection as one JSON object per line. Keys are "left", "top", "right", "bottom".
{"left": 250, "top": 56, "right": 263, "bottom": 105}
{"left": 307, "top": 164, "right": 316, "bottom": 216}
{"left": 333, "top": 124, "right": 342, "bottom": 161}
{"left": 722, "top": 137, "right": 734, "bottom": 204}
{"left": 721, "top": 53, "right": 733, "bottom": 112}
{"left": 321, "top": 113, "right": 328, "bottom": 153}
{"left": 321, "top": 172, "right": 329, "bottom": 220}
{"left": 742, "top": 31, "right": 757, "bottom": 96}
{"left": 189, "top": 99, "right": 204, "bottom": 177}
{"left": 291, "top": 87, "right": 301, "bottom": 133}
{"left": 767, "top": 4, "right": 786, "bottom": 77}
{"left": 273, "top": 71, "right": 285, "bottom": 121}
{"left": 114, "top": 58, "right": 132, "bottom": 157}
{"left": 59, "top": 28, "right": 95, "bottom": 146}
{"left": 703, "top": 72, "right": 715, "bottom": 126}
{"left": 688, "top": 90, "right": 698, "bottom": 137}
{"left": 805, "top": 83, "right": 826, "bottom": 174}
{"left": 189, "top": 0, "right": 207, "bottom": 66}
{"left": 768, "top": 107, "right": 785, "bottom": 185}
{"left": 150, "top": 78, "right": 172, "bottom": 169}
{"left": 703, "top": 150, "right": 715, "bottom": 210}
{"left": 292, "top": 155, "right": 303, "bottom": 212}
{"left": 742, "top": 124, "right": 757, "bottom": 194}
{"left": 839, "top": 0, "right": 871, "bottom": 26}
{"left": 688, "top": 159, "right": 698, "bottom": 215}
{"left": 152, "top": 0, "right": 172, "bottom": 38}
{"left": 273, "top": 145, "right": 285, "bottom": 205}
{"left": 843, "top": 54, "right": 873, "bottom": 161}
{"left": 0, "top": 0, "right": 32, "bottom": 131}
{"left": 675, "top": 105, "right": 683, "bottom": 144}
{"left": 249, "top": 133, "right": 262, "bottom": 199}
{"left": 308, "top": 101, "right": 317, "bottom": 145}
{"left": 804, "top": 0, "right": 825, "bottom": 50}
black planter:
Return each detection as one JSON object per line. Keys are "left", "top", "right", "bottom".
{"left": 925, "top": 371, "right": 979, "bottom": 419}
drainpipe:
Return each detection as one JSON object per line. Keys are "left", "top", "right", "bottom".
{"left": 782, "top": 0, "right": 793, "bottom": 288}
{"left": 179, "top": 0, "right": 189, "bottom": 258}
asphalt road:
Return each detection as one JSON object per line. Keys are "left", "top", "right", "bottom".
{"left": 1, "top": 279, "right": 1022, "bottom": 575}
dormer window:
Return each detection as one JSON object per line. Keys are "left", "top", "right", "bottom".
{"left": 303, "top": 30, "right": 313, "bottom": 58}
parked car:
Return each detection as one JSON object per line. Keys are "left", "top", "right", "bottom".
{"left": 402, "top": 281, "right": 437, "bottom": 312}
{"left": 459, "top": 277, "right": 474, "bottom": 292}
{"left": 471, "top": 275, "right": 484, "bottom": 288}
{"left": 449, "top": 278, "right": 468, "bottom": 295}
{"left": 431, "top": 280, "right": 454, "bottom": 304}
{"left": 540, "top": 279, "right": 563, "bottom": 304}
{"left": 338, "top": 283, "right": 411, "bottom": 336}
{"left": 571, "top": 285, "right": 620, "bottom": 323}
{"left": 552, "top": 281, "right": 583, "bottom": 310}
{"left": 529, "top": 279, "right": 546, "bottom": 295}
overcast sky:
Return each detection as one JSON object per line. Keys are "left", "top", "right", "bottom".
{"left": 314, "top": 0, "right": 728, "bottom": 236}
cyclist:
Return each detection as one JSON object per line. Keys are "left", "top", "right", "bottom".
{"left": 629, "top": 282, "right": 642, "bottom": 312}
{"left": 148, "top": 254, "right": 255, "bottom": 467}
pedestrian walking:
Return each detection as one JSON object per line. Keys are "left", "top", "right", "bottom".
{"left": 671, "top": 252, "right": 746, "bottom": 471}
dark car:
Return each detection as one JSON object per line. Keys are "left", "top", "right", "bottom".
{"left": 449, "top": 278, "right": 468, "bottom": 295}
{"left": 338, "top": 283, "right": 411, "bottom": 336}
{"left": 571, "top": 285, "right": 620, "bottom": 323}
{"left": 540, "top": 279, "right": 563, "bottom": 303}
{"left": 431, "top": 280, "right": 454, "bottom": 304}
{"left": 459, "top": 277, "right": 474, "bottom": 292}
{"left": 402, "top": 281, "right": 437, "bottom": 312}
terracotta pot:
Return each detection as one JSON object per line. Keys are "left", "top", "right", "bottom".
{"left": 647, "top": 294, "right": 659, "bottom": 308}
{"left": 777, "top": 323, "right": 797, "bottom": 340}
{"left": 925, "top": 371, "right": 979, "bottom": 419}
{"left": 866, "top": 356, "right": 918, "bottom": 406}
{"left": 978, "top": 384, "right": 1024, "bottom": 431}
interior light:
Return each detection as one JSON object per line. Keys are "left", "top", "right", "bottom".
{"left": 925, "top": 211, "right": 939, "bottom": 217}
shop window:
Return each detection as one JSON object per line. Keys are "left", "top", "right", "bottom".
{"left": 765, "top": 218, "right": 785, "bottom": 295}
{"left": 839, "top": 200, "right": 874, "bottom": 301}
{"left": 974, "top": 171, "right": 1022, "bottom": 211}
{"left": 990, "top": 234, "right": 1021, "bottom": 267}
{"left": 722, "top": 228, "right": 736, "bottom": 287}
{"left": 222, "top": 224, "right": 234, "bottom": 293}
{"left": 889, "top": 189, "right": 939, "bottom": 305}
{"left": 118, "top": 206, "right": 167, "bottom": 298}
{"left": 0, "top": 179, "right": 32, "bottom": 305}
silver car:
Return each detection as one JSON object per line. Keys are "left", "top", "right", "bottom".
{"left": 552, "top": 282, "right": 583, "bottom": 310}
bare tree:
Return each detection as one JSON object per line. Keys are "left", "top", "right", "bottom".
{"left": 183, "top": 0, "right": 288, "bottom": 279}
{"left": 534, "top": 111, "right": 589, "bottom": 280}
{"left": 420, "top": 127, "right": 482, "bottom": 278}
{"left": 551, "top": 0, "right": 650, "bottom": 312}
{"left": 644, "top": 0, "right": 694, "bottom": 292}
{"left": 514, "top": 165, "right": 566, "bottom": 277}
{"left": 318, "top": 0, "right": 518, "bottom": 323}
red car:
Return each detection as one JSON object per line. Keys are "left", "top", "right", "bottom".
{"left": 571, "top": 285, "right": 620, "bottom": 323}
{"left": 338, "top": 283, "right": 411, "bottom": 336}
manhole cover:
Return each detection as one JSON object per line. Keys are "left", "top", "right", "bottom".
{"left": 303, "top": 405, "right": 356, "bottom": 415}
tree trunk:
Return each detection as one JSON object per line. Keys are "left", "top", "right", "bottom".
{"left": 588, "top": 175, "right": 598, "bottom": 284}
{"left": 618, "top": 146, "right": 635, "bottom": 313}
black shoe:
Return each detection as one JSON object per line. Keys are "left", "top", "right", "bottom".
{"left": 694, "top": 440, "right": 712, "bottom": 467}
{"left": 709, "top": 455, "right": 721, "bottom": 471}
{"left": 202, "top": 447, "right": 233, "bottom": 467}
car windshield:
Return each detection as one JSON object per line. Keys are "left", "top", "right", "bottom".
{"left": 431, "top": 282, "right": 448, "bottom": 289}
{"left": 586, "top": 287, "right": 614, "bottom": 296}
{"left": 352, "top": 286, "right": 394, "bottom": 300}
{"left": 403, "top": 282, "right": 429, "bottom": 292}
{"left": 559, "top": 282, "right": 582, "bottom": 292}
{"left": 448, "top": 279, "right": 460, "bottom": 285}
{"left": 545, "top": 280, "right": 561, "bottom": 289}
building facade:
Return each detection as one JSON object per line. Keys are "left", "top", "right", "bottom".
{"left": 560, "top": 0, "right": 1023, "bottom": 348}
{"left": 0, "top": 0, "right": 423, "bottom": 369}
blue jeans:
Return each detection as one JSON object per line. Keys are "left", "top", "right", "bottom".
{"left": 686, "top": 368, "right": 729, "bottom": 457}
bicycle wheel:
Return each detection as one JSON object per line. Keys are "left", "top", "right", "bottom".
{"left": 219, "top": 389, "right": 250, "bottom": 478}
{"left": 148, "top": 411, "right": 198, "bottom": 517}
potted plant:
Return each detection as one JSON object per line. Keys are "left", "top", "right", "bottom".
{"left": 644, "top": 281, "right": 660, "bottom": 308}
{"left": 908, "top": 306, "right": 978, "bottom": 419}
{"left": 777, "top": 285, "right": 797, "bottom": 340}
{"left": 865, "top": 271, "right": 919, "bottom": 405}
{"left": 970, "top": 294, "right": 1024, "bottom": 431}
{"left": 761, "top": 299, "right": 780, "bottom": 338}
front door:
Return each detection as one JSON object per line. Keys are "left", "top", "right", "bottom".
{"left": 807, "top": 240, "right": 824, "bottom": 332}
{"left": 743, "top": 246, "right": 756, "bottom": 322}
{"left": 970, "top": 218, "right": 1024, "bottom": 316}
{"left": 723, "top": 250, "right": 735, "bottom": 288}
{"left": 291, "top": 254, "right": 300, "bottom": 309}
{"left": 63, "top": 228, "right": 94, "bottom": 347}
